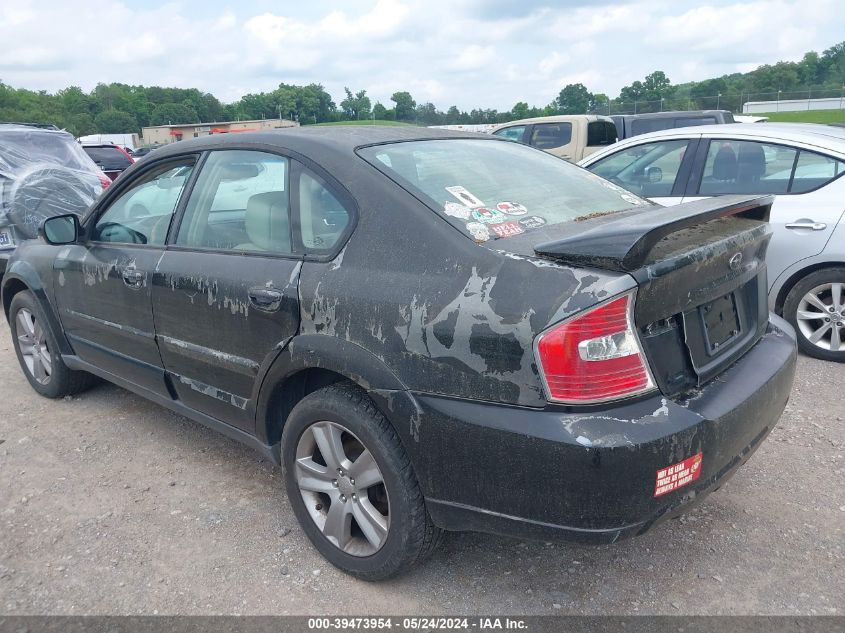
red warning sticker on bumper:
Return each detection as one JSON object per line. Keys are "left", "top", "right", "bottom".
{"left": 654, "top": 453, "right": 703, "bottom": 497}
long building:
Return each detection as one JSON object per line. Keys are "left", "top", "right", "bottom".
{"left": 141, "top": 118, "right": 299, "bottom": 146}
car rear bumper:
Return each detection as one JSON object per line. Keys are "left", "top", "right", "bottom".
{"left": 393, "top": 314, "right": 796, "bottom": 543}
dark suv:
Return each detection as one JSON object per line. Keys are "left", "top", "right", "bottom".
{"left": 2, "top": 127, "right": 796, "bottom": 579}
{"left": 612, "top": 110, "right": 736, "bottom": 139}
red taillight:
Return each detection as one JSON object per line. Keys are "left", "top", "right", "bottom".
{"left": 98, "top": 172, "right": 111, "bottom": 190}
{"left": 535, "top": 291, "right": 654, "bottom": 404}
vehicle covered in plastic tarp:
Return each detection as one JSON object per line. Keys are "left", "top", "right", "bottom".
{"left": 0, "top": 124, "right": 108, "bottom": 274}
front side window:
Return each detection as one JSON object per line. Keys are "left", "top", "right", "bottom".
{"left": 176, "top": 150, "right": 291, "bottom": 254}
{"left": 587, "top": 139, "right": 691, "bottom": 198}
{"left": 529, "top": 123, "right": 572, "bottom": 149}
{"left": 359, "top": 139, "right": 649, "bottom": 242}
{"left": 492, "top": 126, "right": 526, "bottom": 142}
{"left": 699, "top": 140, "right": 797, "bottom": 195}
{"left": 93, "top": 159, "right": 194, "bottom": 245}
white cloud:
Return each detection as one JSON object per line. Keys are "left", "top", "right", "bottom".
{"left": 0, "top": 0, "right": 841, "bottom": 111}
{"left": 452, "top": 45, "right": 496, "bottom": 71}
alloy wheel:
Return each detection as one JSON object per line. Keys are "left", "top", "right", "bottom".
{"left": 16, "top": 308, "right": 52, "bottom": 385}
{"left": 295, "top": 420, "right": 390, "bottom": 556}
{"left": 795, "top": 282, "right": 845, "bottom": 352}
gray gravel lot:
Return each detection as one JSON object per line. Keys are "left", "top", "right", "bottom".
{"left": 0, "top": 317, "right": 843, "bottom": 616}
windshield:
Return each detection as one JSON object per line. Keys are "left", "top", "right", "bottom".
{"left": 359, "top": 139, "right": 649, "bottom": 242}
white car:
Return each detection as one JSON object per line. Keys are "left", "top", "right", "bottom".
{"left": 580, "top": 123, "right": 845, "bottom": 361}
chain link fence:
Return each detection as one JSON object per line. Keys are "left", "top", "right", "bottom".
{"left": 594, "top": 87, "right": 845, "bottom": 115}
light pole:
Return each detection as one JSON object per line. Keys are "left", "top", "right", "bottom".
{"left": 717, "top": 93, "right": 721, "bottom": 109}
{"left": 660, "top": 98, "right": 664, "bottom": 112}
{"left": 777, "top": 90, "right": 782, "bottom": 112}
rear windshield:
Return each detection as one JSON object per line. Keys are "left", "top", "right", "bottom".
{"left": 83, "top": 146, "right": 132, "bottom": 169}
{"left": 359, "top": 139, "right": 649, "bottom": 242}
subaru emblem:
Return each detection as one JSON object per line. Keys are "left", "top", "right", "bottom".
{"left": 729, "top": 252, "right": 743, "bottom": 271}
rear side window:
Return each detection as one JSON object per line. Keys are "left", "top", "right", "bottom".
{"left": 587, "top": 139, "right": 691, "bottom": 198}
{"left": 699, "top": 140, "right": 797, "bottom": 195}
{"left": 529, "top": 123, "right": 572, "bottom": 149}
{"left": 298, "top": 169, "right": 351, "bottom": 252}
{"left": 359, "top": 139, "right": 649, "bottom": 243}
{"left": 492, "top": 126, "right": 526, "bottom": 142}
{"left": 587, "top": 121, "right": 617, "bottom": 147}
{"left": 789, "top": 151, "right": 845, "bottom": 193}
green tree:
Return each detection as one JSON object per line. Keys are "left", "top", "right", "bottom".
{"left": 340, "top": 88, "right": 371, "bottom": 120}
{"left": 511, "top": 101, "right": 531, "bottom": 119}
{"left": 391, "top": 91, "right": 416, "bottom": 121}
{"left": 415, "top": 102, "right": 442, "bottom": 125}
{"left": 372, "top": 102, "right": 388, "bottom": 120}
{"left": 556, "top": 83, "right": 592, "bottom": 114}
{"left": 149, "top": 103, "right": 199, "bottom": 126}
{"left": 94, "top": 109, "right": 138, "bottom": 133}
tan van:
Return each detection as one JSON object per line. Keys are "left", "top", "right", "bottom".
{"left": 490, "top": 115, "right": 617, "bottom": 162}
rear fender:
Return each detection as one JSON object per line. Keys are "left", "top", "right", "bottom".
{"left": 253, "top": 334, "right": 407, "bottom": 445}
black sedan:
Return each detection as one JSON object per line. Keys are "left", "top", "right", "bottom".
{"left": 1, "top": 127, "right": 796, "bottom": 579}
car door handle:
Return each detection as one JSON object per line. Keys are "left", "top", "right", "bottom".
{"left": 248, "top": 287, "right": 283, "bottom": 312}
{"left": 121, "top": 268, "right": 144, "bottom": 288}
{"left": 785, "top": 221, "right": 827, "bottom": 231}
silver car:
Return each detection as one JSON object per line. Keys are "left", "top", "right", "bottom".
{"left": 580, "top": 123, "right": 845, "bottom": 362}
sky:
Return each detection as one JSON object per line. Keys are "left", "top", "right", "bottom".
{"left": 0, "top": 0, "right": 843, "bottom": 110}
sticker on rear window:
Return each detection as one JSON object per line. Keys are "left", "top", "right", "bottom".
{"left": 465, "top": 222, "right": 490, "bottom": 242}
{"left": 654, "top": 453, "right": 702, "bottom": 497}
{"left": 496, "top": 201, "right": 528, "bottom": 216}
{"left": 472, "top": 207, "right": 506, "bottom": 224}
{"left": 443, "top": 202, "right": 472, "bottom": 219}
{"left": 490, "top": 221, "right": 524, "bottom": 238}
{"left": 446, "top": 185, "right": 485, "bottom": 208}
{"left": 519, "top": 216, "right": 546, "bottom": 229}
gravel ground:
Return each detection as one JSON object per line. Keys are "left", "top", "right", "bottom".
{"left": 0, "top": 317, "right": 843, "bottom": 616}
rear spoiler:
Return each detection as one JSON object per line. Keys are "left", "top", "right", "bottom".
{"left": 533, "top": 194, "right": 774, "bottom": 272}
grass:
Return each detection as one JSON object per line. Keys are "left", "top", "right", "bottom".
{"left": 755, "top": 109, "right": 845, "bottom": 124}
{"left": 309, "top": 119, "right": 417, "bottom": 127}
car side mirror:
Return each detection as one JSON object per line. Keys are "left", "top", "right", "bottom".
{"left": 40, "top": 214, "right": 80, "bottom": 245}
{"left": 644, "top": 165, "right": 663, "bottom": 183}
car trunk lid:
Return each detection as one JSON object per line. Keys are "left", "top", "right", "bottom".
{"left": 530, "top": 194, "right": 775, "bottom": 396}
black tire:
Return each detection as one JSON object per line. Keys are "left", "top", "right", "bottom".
{"left": 783, "top": 266, "right": 845, "bottom": 362}
{"left": 9, "top": 290, "right": 98, "bottom": 397}
{"left": 281, "top": 383, "right": 442, "bottom": 580}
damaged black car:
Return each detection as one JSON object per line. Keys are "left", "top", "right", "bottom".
{"left": 2, "top": 127, "right": 797, "bottom": 580}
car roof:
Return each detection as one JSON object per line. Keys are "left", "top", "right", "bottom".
{"left": 146, "top": 125, "right": 500, "bottom": 168}
{"left": 615, "top": 122, "right": 845, "bottom": 145}
{"left": 491, "top": 114, "right": 612, "bottom": 130}
{"left": 613, "top": 110, "right": 731, "bottom": 121}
